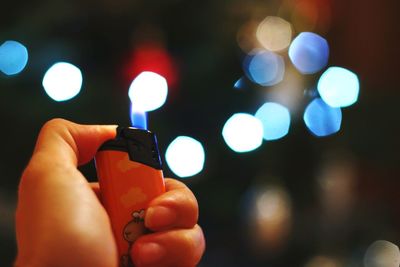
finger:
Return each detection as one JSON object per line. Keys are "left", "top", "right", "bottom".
{"left": 90, "top": 182, "right": 101, "bottom": 200}
{"left": 145, "top": 178, "right": 198, "bottom": 231}
{"left": 131, "top": 225, "right": 205, "bottom": 267}
{"left": 34, "top": 118, "right": 117, "bottom": 166}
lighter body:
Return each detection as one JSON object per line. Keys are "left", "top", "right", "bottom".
{"left": 95, "top": 127, "right": 165, "bottom": 267}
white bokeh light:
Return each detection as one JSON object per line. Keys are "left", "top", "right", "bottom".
{"left": 165, "top": 136, "right": 205, "bottom": 178}
{"left": 222, "top": 113, "right": 263, "bottom": 153}
{"left": 256, "top": 16, "right": 292, "bottom": 52}
{"left": 128, "top": 71, "right": 168, "bottom": 112}
{"left": 42, "top": 62, "right": 83, "bottom": 102}
{"left": 364, "top": 240, "right": 400, "bottom": 267}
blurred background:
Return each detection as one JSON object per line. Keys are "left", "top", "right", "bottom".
{"left": 1, "top": 0, "right": 400, "bottom": 266}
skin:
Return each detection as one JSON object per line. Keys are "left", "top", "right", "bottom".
{"left": 15, "top": 118, "right": 205, "bottom": 267}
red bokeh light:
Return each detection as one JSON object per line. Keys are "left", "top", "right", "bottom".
{"left": 124, "top": 43, "right": 179, "bottom": 91}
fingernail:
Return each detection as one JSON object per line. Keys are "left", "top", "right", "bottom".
{"left": 146, "top": 206, "right": 177, "bottom": 229}
{"left": 136, "top": 242, "right": 166, "bottom": 266}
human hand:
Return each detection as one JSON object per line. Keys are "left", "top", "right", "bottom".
{"left": 15, "top": 119, "right": 205, "bottom": 267}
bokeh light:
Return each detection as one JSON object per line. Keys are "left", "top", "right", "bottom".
{"left": 303, "top": 98, "right": 342, "bottom": 137}
{"left": 256, "top": 16, "right": 292, "bottom": 52}
{"left": 0, "top": 40, "right": 28, "bottom": 75}
{"left": 247, "top": 184, "right": 292, "bottom": 252}
{"left": 236, "top": 20, "right": 260, "bottom": 53}
{"left": 305, "top": 255, "right": 341, "bottom": 267}
{"left": 317, "top": 154, "right": 357, "bottom": 223}
{"left": 125, "top": 43, "right": 178, "bottom": 89}
{"left": 42, "top": 62, "right": 83, "bottom": 102}
{"left": 165, "top": 136, "right": 205, "bottom": 178}
{"left": 222, "top": 113, "right": 263, "bottom": 153}
{"left": 255, "top": 102, "right": 291, "bottom": 140}
{"left": 243, "top": 49, "right": 285, "bottom": 86}
{"left": 364, "top": 240, "right": 400, "bottom": 267}
{"left": 285, "top": 0, "right": 332, "bottom": 34}
{"left": 130, "top": 105, "right": 147, "bottom": 130}
{"left": 318, "top": 67, "right": 360, "bottom": 107}
{"left": 290, "top": 1, "right": 319, "bottom": 33}
{"left": 255, "top": 186, "right": 291, "bottom": 232}
{"left": 233, "top": 77, "right": 246, "bottom": 90}
{"left": 128, "top": 71, "right": 168, "bottom": 112}
{"left": 288, "top": 32, "right": 329, "bottom": 74}
{"left": 267, "top": 66, "right": 305, "bottom": 112}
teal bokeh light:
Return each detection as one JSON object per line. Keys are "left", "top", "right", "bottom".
{"left": 317, "top": 66, "right": 360, "bottom": 107}
{"left": 0, "top": 40, "right": 28, "bottom": 75}
{"left": 255, "top": 102, "right": 291, "bottom": 140}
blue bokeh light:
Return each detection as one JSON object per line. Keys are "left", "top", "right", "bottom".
{"left": 0, "top": 40, "right": 28, "bottom": 75}
{"left": 288, "top": 32, "right": 329, "bottom": 74}
{"left": 317, "top": 66, "right": 360, "bottom": 107}
{"left": 303, "top": 98, "right": 342, "bottom": 137}
{"left": 233, "top": 77, "right": 246, "bottom": 90}
{"left": 130, "top": 105, "right": 148, "bottom": 130}
{"left": 255, "top": 102, "right": 291, "bottom": 140}
{"left": 243, "top": 50, "right": 285, "bottom": 86}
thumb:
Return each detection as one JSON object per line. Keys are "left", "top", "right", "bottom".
{"left": 33, "top": 118, "right": 117, "bottom": 166}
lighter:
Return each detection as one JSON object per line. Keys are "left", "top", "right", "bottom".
{"left": 95, "top": 126, "right": 165, "bottom": 267}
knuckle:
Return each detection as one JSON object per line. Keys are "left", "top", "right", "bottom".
{"left": 41, "top": 118, "right": 69, "bottom": 131}
{"left": 19, "top": 155, "right": 47, "bottom": 193}
{"left": 39, "top": 118, "right": 72, "bottom": 138}
{"left": 182, "top": 190, "right": 199, "bottom": 225}
{"left": 182, "top": 225, "right": 205, "bottom": 266}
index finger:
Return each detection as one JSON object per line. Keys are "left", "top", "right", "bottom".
{"left": 145, "top": 178, "right": 199, "bottom": 231}
{"left": 33, "top": 118, "right": 116, "bottom": 166}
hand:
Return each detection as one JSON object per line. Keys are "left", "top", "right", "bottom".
{"left": 15, "top": 119, "right": 205, "bottom": 267}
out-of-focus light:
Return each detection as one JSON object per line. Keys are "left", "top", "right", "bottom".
{"left": 165, "top": 136, "right": 205, "bottom": 178}
{"left": 288, "top": 32, "right": 329, "bottom": 74}
{"left": 318, "top": 67, "right": 360, "bottom": 108}
{"left": 130, "top": 105, "right": 147, "bottom": 130}
{"left": 243, "top": 50, "right": 285, "bottom": 86}
{"left": 256, "top": 187, "right": 291, "bottom": 224}
{"left": 237, "top": 20, "right": 260, "bottom": 53}
{"left": 289, "top": 0, "right": 332, "bottom": 34}
{"left": 249, "top": 185, "right": 292, "bottom": 251}
{"left": 305, "top": 256, "right": 340, "bottom": 267}
{"left": 303, "top": 98, "right": 342, "bottom": 137}
{"left": 233, "top": 77, "right": 246, "bottom": 90}
{"left": 255, "top": 102, "right": 291, "bottom": 140}
{"left": 267, "top": 66, "right": 305, "bottom": 112}
{"left": 128, "top": 71, "right": 168, "bottom": 112}
{"left": 125, "top": 43, "right": 178, "bottom": 89}
{"left": 222, "top": 113, "right": 263, "bottom": 153}
{"left": 364, "top": 240, "right": 400, "bottom": 267}
{"left": 0, "top": 40, "right": 28, "bottom": 75}
{"left": 42, "top": 62, "right": 83, "bottom": 102}
{"left": 256, "top": 16, "right": 292, "bottom": 52}
{"left": 318, "top": 154, "right": 356, "bottom": 222}
{"left": 291, "top": 1, "right": 318, "bottom": 33}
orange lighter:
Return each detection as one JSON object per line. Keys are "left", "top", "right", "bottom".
{"left": 95, "top": 126, "right": 165, "bottom": 267}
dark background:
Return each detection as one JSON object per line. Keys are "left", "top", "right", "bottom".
{"left": 1, "top": 0, "right": 400, "bottom": 266}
